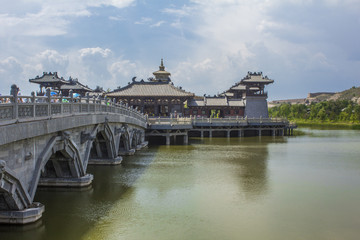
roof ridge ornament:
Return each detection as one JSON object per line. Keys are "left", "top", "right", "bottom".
{"left": 159, "top": 58, "right": 165, "bottom": 71}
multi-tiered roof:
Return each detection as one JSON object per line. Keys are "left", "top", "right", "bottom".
{"left": 29, "top": 72, "right": 93, "bottom": 96}
{"left": 107, "top": 60, "right": 194, "bottom": 98}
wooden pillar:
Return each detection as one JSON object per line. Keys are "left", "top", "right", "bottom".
{"left": 272, "top": 128, "right": 276, "bottom": 136}
{"left": 155, "top": 103, "right": 159, "bottom": 116}
{"left": 259, "top": 129, "right": 262, "bottom": 137}
{"left": 209, "top": 129, "right": 212, "bottom": 138}
{"left": 166, "top": 134, "right": 170, "bottom": 145}
{"left": 227, "top": 130, "right": 230, "bottom": 138}
{"left": 184, "top": 134, "right": 188, "bottom": 145}
{"left": 201, "top": 130, "right": 204, "bottom": 138}
{"left": 238, "top": 130, "right": 242, "bottom": 137}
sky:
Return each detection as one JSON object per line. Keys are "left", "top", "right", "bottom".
{"left": 0, "top": 0, "right": 360, "bottom": 100}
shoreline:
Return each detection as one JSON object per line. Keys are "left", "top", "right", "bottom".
{"left": 294, "top": 120, "right": 360, "bottom": 130}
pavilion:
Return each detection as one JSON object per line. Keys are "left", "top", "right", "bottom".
{"left": 29, "top": 72, "right": 93, "bottom": 96}
{"left": 106, "top": 59, "right": 194, "bottom": 117}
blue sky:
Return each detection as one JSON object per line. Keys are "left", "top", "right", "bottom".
{"left": 0, "top": 0, "right": 359, "bottom": 100}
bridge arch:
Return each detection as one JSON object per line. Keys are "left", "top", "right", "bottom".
{"left": 29, "top": 133, "right": 89, "bottom": 199}
{"left": 130, "top": 130, "right": 138, "bottom": 149}
{"left": 90, "top": 123, "right": 117, "bottom": 161}
{"left": 118, "top": 132, "right": 130, "bottom": 153}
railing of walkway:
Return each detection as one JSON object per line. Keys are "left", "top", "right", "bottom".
{"left": 0, "top": 87, "right": 146, "bottom": 124}
{"left": 147, "top": 117, "right": 192, "bottom": 125}
{"left": 147, "top": 116, "right": 289, "bottom": 126}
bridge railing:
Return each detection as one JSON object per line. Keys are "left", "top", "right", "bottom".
{"left": 147, "top": 116, "right": 289, "bottom": 126}
{"left": 192, "top": 116, "right": 288, "bottom": 125}
{"left": 147, "top": 117, "right": 193, "bottom": 126}
{"left": 0, "top": 87, "right": 146, "bottom": 124}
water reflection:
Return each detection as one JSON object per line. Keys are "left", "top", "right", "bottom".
{"left": 190, "top": 137, "right": 287, "bottom": 201}
{"left": 236, "top": 137, "right": 287, "bottom": 200}
{"left": 0, "top": 149, "right": 156, "bottom": 240}
{"left": 6, "top": 131, "right": 360, "bottom": 240}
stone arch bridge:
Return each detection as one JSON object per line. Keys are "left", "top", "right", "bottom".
{"left": 0, "top": 89, "right": 147, "bottom": 224}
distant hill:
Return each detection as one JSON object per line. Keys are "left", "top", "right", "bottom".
{"left": 269, "top": 86, "right": 360, "bottom": 107}
{"left": 307, "top": 87, "right": 360, "bottom": 104}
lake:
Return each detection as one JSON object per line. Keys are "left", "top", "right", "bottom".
{"left": 1, "top": 128, "right": 360, "bottom": 240}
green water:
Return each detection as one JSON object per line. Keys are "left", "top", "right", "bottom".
{"left": 1, "top": 129, "right": 360, "bottom": 240}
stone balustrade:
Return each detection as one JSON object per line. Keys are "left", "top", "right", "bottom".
{"left": 0, "top": 86, "right": 146, "bottom": 125}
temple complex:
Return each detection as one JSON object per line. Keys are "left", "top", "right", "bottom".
{"left": 107, "top": 60, "right": 274, "bottom": 118}
{"left": 28, "top": 61, "right": 274, "bottom": 118}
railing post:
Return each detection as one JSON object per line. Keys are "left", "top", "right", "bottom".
{"left": 46, "top": 88, "right": 51, "bottom": 117}
{"left": 86, "top": 93, "right": 90, "bottom": 113}
{"left": 104, "top": 97, "right": 108, "bottom": 112}
{"left": 31, "top": 91, "right": 36, "bottom": 118}
{"left": 79, "top": 95, "right": 82, "bottom": 112}
{"left": 59, "top": 92, "right": 63, "bottom": 115}
{"left": 98, "top": 96, "right": 102, "bottom": 112}
{"left": 113, "top": 98, "right": 116, "bottom": 113}
{"left": 93, "top": 96, "right": 96, "bottom": 112}
{"left": 69, "top": 90, "right": 73, "bottom": 114}
{"left": 10, "top": 84, "right": 19, "bottom": 119}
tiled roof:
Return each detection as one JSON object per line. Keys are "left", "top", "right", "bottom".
{"left": 241, "top": 73, "right": 274, "bottom": 84}
{"left": 230, "top": 85, "right": 246, "bottom": 91}
{"left": 188, "top": 97, "right": 245, "bottom": 107}
{"left": 228, "top": 99, "right": 245, "bottom": 107}
{"left": 29, "top": 72, "right": 67, "bottom": 84}
{"left": 106, "top": 82, "right": 194, "bottom": 97}
{"left": 60, "top": 82, "right": 92, "bottom": 91}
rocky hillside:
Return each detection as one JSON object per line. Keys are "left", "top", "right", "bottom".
{"left": 270, "top": 86, "right": 360, "bottom": 107}
{"left": 309, "top": 87, "right": 360, "bottom": 104}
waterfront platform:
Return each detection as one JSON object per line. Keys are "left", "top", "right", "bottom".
{"left": 147, "top": 117, "right": 297, "bottom": 145}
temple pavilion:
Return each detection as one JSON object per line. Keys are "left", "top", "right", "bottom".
{"left": 186, "top": 72, "right": 273, "bottom": 118}
{"left": 106, "top": 59, "right": 194, "bottom": 116}
{"left": 29, "top": 72, "right": 93, "bottom": 96}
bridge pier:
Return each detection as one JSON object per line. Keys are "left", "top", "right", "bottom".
{"left": 0, "top": 160, "right": 45, "bottom": 224}
{"left": 38, "top": 173, "right": 93, "bottom": 187}
{"left": 119, "top": 149, "right": 136, "bottom": 156}
{"left": 88, "top": 156, "right": 123, "bottom": 165}
{"left": 0, "top": 203, "right": 45, "bottom": 225}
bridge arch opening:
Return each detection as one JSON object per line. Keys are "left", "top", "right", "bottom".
{"left": 131, "top": 132, "right": 138, "bottom": 149}
{"left": 90, "top": 131, "right": 113, "bottom": 159}
{"left": 119, "top": 133, "right": 129, "bottom": 153}
{"left": 41, "top": 151, "right": 77, "bottom": 178}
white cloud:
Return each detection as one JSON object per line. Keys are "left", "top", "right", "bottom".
{"left": 0, "top": 0, "right": 135, "bottom": 37}
{"left": 79, "top": 47, "right": 113, "bottom": 59}
{"left": 134, "top": 17, "right": 152, "bottom": 25}
{"left": 151, "top": 21, "right": 166, "bottom": 28}
{"left": 162, "top": 5, "right": 193, "bottom": 17}
{"left": 109, "top": 15, "right": 125, "bottom": 21}
{"left": 0, "top": 57, "right": 24, "bottom": 94}
{"left": 110, "top": 60, "right": 137, "bottom": 79}
{"left": 35, "top": 50, "right": 69, "bottom": 71}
